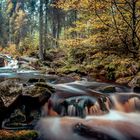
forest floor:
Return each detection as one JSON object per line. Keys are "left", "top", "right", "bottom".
{"left": 38, "top": 48, "right": 140, "bottom": 87}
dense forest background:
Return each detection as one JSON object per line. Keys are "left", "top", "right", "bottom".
{"left": 0, "top": 0, "right": 140, "bottom": 84}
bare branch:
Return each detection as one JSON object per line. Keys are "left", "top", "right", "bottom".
{"left": 94, "top": 0, "right": 128, "bottom": 34}
{"left": 111, "top": 2, "right": 128, "bottom": 46}
{"left": 112, "top": 0, "right": 132, "bottom": 29}
{"left": 113, "top": 0, "right": 140, "bottom": 43}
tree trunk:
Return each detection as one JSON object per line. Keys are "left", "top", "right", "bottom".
{"left": 39, "top": 0, "right": 44, "bottom": 60}
{"left": 132, "top": 0, "right": 138, "bottom": 57}
{"left": 44, "top": 0, "right": 49, "bottom": 54}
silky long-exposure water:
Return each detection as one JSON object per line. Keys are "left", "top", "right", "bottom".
{"left": 36, "top": 111, "right": 140, "bottom": 140}
{"left": 35, "top": 80, "right": 140, "bottom": 140}
{"left": 0, "top": 55, "right": 140, "bottom": 140}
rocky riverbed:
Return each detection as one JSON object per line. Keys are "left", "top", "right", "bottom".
{"left": 0, "top": 54, "right": 140, "bottom": 140}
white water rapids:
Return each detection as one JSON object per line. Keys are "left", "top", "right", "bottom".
{"left": 36, "top": 110, "right": 140, "bottom": 140}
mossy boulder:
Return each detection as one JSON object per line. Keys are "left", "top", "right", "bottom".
{"left": 27, "top": 78, "right": 46, "bottom": 84}
{"left": 22, "top": 82, "right": 55, "bottom": 99}
{"left": 98, "top": 85, "right": 116, "bottom": 93}
{"left": 0, "top": 79, "right": 54, "bottom": 107}
{"left": 57, "top": 65, "right": 87, "bottom": 76}
{"left": 20, "top": 64, "right": 35, "bottom": 70}
{"left": 46, "top": 68, "right": 56, "bottom": 74}
{"left": 0, "top": 79, "right": 55, "bottom": 128}
{"left": 34, "top": 82, "right": 55, "bottom": 93}
{"left": 18, "top": 57, "right": 42, "bottom": 70}
{"left": 29, "top": 59, "right": 42, "bottom": 69}
{"left": 50, "top": 59, "right": 66, "bottom": 69}
{"left": 116, "top": 76, "right": 133, "bottom": 85}
{"left": 0, "top": 79, "right": 23, "bottom": 106}
{"left": 128, "top": 76, "right": 140, "bottom": 87}
{"left": 0, "top": 130, "right": 38, "bottom": 140}
{"left": 0, "top": 57, "right": 5, "bottom": 67}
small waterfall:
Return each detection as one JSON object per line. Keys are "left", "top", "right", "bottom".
{"left": 43, "top": 78, "right": 140, "bottom": 120}
{"left": 89, "top": 104, "right": 100, "bottom": 115}
{"left": 68, "top": 105, "right": 76, "bottom": 116}
{"left": 109, "top": 93, "right": 140, "bottom": 112}
{"left": 36, "top": 111, "right": 140, "bottom": 140}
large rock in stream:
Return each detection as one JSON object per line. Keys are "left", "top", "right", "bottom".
{"left": 0, "top": 130, "right": 38, "bottom": 140}
{"left": 17, "top": 56, "right": 42, "bottom": 70}
{"left": 0, "top": 57, "right": 5, "bottom": 67}
{"left": 128, "top": 76, "right": 140, "bottom": 87}
{"left": 0, "top": 79, "right": 22, "bottom": 106}
{"left": 97, "top": 85, "right": 116, "bottom": 93}
{"left": 128, "top": 76, "right": 140, "bottom": 92}
{"left": 0, "top": 79, "right": 55, "bottom": 129}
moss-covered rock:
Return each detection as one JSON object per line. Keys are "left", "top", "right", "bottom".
{"left": 20, "top": 64, "right": 35, "bottom": 70}
{"left": 34, "top": 82, "right": 55, "bottom": 93}
{"left": 98, "top": 85, "right": 116, "bottom": 93}
{"left": 29, "top": 59, "right": 42, "bottom": 69}
{"left": 0, "top": 57, "right": 5, "bottom": 67}
{"left": 27, "top": 78, "right": 46, "bottom": 84}
{"left": 116, "top": 76, "right": 133, "bottom": 85}
{"left": 128, "top": 76, "right": 140, "bottom": 87}
{"left": 57, "top": 65, "right": 87, "bottom": 76}
{"left": 0, "top": 79, "right": 23, "bottom": 106}
{"left": 0, "top": 79, "right": 55, "bottom": 128}
{"left": 50, "top": 59, "right": 66, "bottom": 69}
{"left": 0, "top": 130, "right": 38, "bottom": 140}
{"left": 46, "top": 68, "right": 56, "bottom": 74}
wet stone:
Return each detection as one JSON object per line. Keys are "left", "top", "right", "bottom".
{"left": 27, "top": 78, "right": 46, "bottom": 84}
{"left": 98, "top": 85, "right": 116, "bottom": 93}
{"left": 0, "top": 57, "right": 5, "bottom": 67}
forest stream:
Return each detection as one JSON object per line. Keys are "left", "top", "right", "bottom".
{"left": 1, "top": 0, "right": 140, "bottom": 139}
{"left": 0, "top": 55, "right": 140, "bottom": 140}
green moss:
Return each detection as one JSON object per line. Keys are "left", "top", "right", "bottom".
{"left": 98, "top": 85, "right": 116, "bottom": 93}
{"left": 57, "top": 64, "right": 87, "bottom": 75}
{"left": 44, "top": 45, "right": 140, "bottom": 85}
{"left": 116, "top": 76, "right": 133, "bottom": 85}
{"left": 0, "top": 130, "right": 38, "bottom": 140}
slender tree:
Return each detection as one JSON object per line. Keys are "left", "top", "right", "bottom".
{"left": 39, "top": 0, "right": 44, "bottom": 60}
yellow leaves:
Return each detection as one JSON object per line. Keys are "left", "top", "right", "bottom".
{"left": 1, "top": 44, "right": 21, "bottom": 56}
{"left": 57, "top": 0, "right": 140, "bottom": 52}
{"left": 15, "top": 10, "right": 27, "bottom": 27}
{"left": 57, "top": 0, "right": 92, "bottom": 11}
{"left": 59, "top": 34, "right": 98, "bottom": 48}
{"left": 77, "top": 0, "right": 90, "bottom": 9}
{"left": 7, "top": 2, "right": 14, "bottom": 14}
{"left": 56, "top": 0, "right": 79, "bottom": 10}
{"left": 59, "top": 38, "right": 83, "bottom": 47}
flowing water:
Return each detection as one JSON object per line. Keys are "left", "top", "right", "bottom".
{"left": 0, "top": 55, "right": 59, "bottom": 83}
{"left": 36, "top": 80, "right": 140, "bottom": 140}
{"left": 0, "top": 55, "right": 140, "bottom": 140}
{"left": 36, "top": 111, "right": 140, "bottom": 140}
